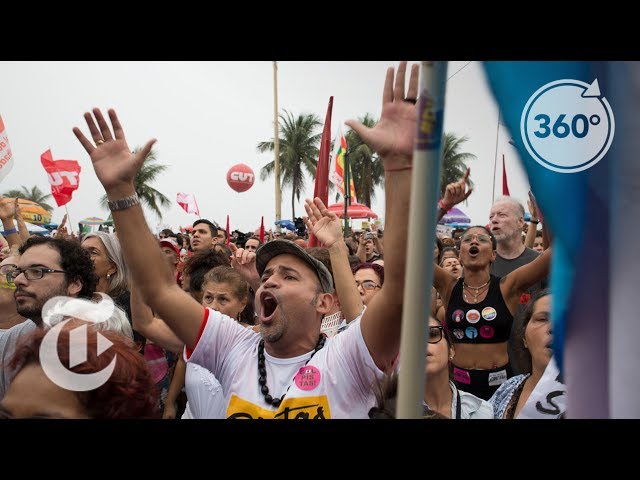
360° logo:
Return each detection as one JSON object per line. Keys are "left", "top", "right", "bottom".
{"left": 520, "top": 78, "right": 615, "bottom": 173}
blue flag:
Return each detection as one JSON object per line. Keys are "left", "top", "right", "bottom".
{"left": 483, "top": 61, "right": 625, "bottom": 418}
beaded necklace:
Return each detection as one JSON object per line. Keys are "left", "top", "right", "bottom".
{"left": 257, "top": 334, "right": 326, "bottom": 407}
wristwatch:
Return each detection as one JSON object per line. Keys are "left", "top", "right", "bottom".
{"left": 107, "top": 193, "right": 140, "bottom": 211}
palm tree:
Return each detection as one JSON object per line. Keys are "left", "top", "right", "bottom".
{"left": 98, "top": 147, "right": 170, "bottom": 219}
{"left": 345, "top": 114, "right": 384, "bottom": 208}
{"left": 258, "top": 110, "right": 322, "bottom": 219}
{"left": 2, "top": 185, "right": 54, "bottom": 212}
{"left": 441, "top": 133, "right": 476, "bottom": 198}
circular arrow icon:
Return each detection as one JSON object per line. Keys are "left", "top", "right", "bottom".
{"left": 520, "top": 78, "right": 615, "bottom": 173}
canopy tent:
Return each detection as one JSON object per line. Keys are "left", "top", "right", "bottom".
{"left": 11, "top": 219, "right": 49, "bottom": 234}
{"left": 3, "top": 197, "right": 52, "bottom": 225}
{"left": 79, "top": 216, "right": 105, "bottom": 226}
{"left": 274, "top": 219, "right": 297, "bottom": 231}
{"left": 438, "top": 207, "right": 470, "bottom": 225}
{"left": 327, "top": 202, "right": 378, "bottom": 219}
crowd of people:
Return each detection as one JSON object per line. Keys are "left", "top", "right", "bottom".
{"left": 0, "top": 61, "right": 561, "bottom": 419}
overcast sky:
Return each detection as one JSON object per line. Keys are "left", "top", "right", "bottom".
{"left": 0, "top": 61, "right": 530, "bottom": 233}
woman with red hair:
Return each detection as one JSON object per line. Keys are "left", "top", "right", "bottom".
{"left": 0, "top": 319, "right": 159, "bottom": 419}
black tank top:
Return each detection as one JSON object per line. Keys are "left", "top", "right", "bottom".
{"left": 445, "top": 275, "right": 513, "bottom": 344}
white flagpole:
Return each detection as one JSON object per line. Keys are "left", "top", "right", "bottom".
{"left": 396, "top": 61, "right": 448, "bottom": 418}
{"left": 64, "top": 205, "right": 73, "bottom": 235}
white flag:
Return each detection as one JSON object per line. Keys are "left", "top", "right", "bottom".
{"left": 0, "top": 115, "right": 15, "bottom": 183}
{"left": 518, "top": 356, "right": 567, "bottom": 419}
{"left": 176, "top": 192, "right": 200, "bottom": 216}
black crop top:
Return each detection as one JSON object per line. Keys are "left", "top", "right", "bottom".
{"left": 445, "top": 275, "right": 513, "bottom": 344}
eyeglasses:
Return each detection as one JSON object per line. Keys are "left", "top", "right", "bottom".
{"left": 4, "top": 267, "right": 67, "bottom": 282}
{"left": 428, "top": 325, "right": 444, "bottom": 344}
{"left": 355, "top": 280, "right": 382, "bottom": 291}
{"left": 460, "top": 233, "right": 492, "bottom": 244}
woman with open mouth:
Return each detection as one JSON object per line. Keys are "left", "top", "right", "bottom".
{"left": 432, "top": 225, "right": 551, "bottom": 400}
{"left": 488, "top": 289, "right": 557, "bottom": 418}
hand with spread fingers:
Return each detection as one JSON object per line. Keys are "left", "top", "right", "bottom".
{"left": 73, "top": 108, "right": 156, "bottom": 195}
{"left": 345, "top": 61, "right": 419, "bottom": 170}
{"left": 303, "top": 198, "right": 343, "bottom": 248}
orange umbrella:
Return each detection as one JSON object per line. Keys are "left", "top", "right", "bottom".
{"left": 5, "top": 198, "right": 52, "bottom": 225}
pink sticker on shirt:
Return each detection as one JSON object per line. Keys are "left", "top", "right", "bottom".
{"left": 453, "top": 367, "right": 471, "bottom": 385}
{"left": 295, "top": 365, "right": 321, "bottom": 391}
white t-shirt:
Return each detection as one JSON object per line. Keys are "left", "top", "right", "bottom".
{"left": 181, "top": 353, "right": 226, "bottom": 419}
{"left": 187, "top": 307, "right": 383, "bottom": 419}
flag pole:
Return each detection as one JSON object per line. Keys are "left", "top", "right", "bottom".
{"left": 343, "top": 151, "right": 350, "bottom": 236}
{"left": 273, "top": 61, "right": 281, "bottom": 226}
{"left": 396, "top": 61, "right": 448, "bottom": 418}
{"left": 64, "top": 205, "right": 73, "bottom": 235}
{"left": 308, "top": 97, "right": 334, "bottom": 248}
{"left": 491, "top": 109, "right": 501, "bottom": 204}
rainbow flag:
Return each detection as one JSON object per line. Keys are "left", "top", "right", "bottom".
{"left": 329, "top": 125, "right": 357, "bottom": 203}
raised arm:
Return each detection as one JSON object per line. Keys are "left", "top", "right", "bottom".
{"left": 437, "top": 167, "right": 473, "bottom": 222}
{"left": 524, "top": 191, "right": 540, "bottom": 249}
{"left": 130, "top": 286, "right": 184, "bottom": 354}
{"left": 347, "top": 61, "right": 417, "bottom": 370}
{"left": 0, "top": 195, "right": 21, "bottom": 253}
{"left": 13, "top": 199, "right": 30, "bottom": 244}
{"left": 371, "top": 233, "right": 384, "bottom": 258}
{"left": 501, "top": 246, "right": 552, "bottom": 307}
{"left": 355, "top": 232, "right": 367, "bottom": 263}
{"left": 228, "top": 242, "right": 260, "bottom": 293}
{"left": 74, "top": 109, "right": 204, "bottom": 349}
{"left": 304, "top": 197, "right": 363, "bottom": 322}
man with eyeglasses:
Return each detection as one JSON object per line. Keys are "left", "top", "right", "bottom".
{"left": 489, "top": 196, "right": 547, "bottom": 375}
{"left": 0, "top": 236, "right": 98, "bottom": 398}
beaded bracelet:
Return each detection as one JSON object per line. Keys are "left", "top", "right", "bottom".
{"left": 438, "top": 199, "right": 452, "bottom": 211}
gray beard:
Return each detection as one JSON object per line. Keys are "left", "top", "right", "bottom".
{"left": 260, "top": 305, "right": 288, "bottom": 344}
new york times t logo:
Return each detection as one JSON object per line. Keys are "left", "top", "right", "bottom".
{"left": 39, "top": 296, "right": 118, "bottom": 391}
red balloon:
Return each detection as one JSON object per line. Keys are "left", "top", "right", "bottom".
{"left": 226, "top": 163, "right": 255, "bottom": 193}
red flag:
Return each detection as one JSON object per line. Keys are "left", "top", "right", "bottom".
{"left": 225, "top": 215, "right": 230, "bottom": 246}
{"left": 308, "top": 96, "right": 333, "bottom": 248}
{"left": 502, "top": 154, "right": 511, "bottom": 196}
{"left": 176, "top": 192, "right": 200, "bottom": 216}
{"left": 40, "top": 149, "right": 81, "bottom": 207}
{"left": 259, "top": 216, "right": 265, "bottom": 244}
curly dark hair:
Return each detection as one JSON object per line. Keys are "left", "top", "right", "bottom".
{"left": 9, "top": 320, "right": 160, "bottom": 418}
{"left": 18, "top": 236, "right": 98, "bottom": 299}
{"left": 183, "top": 249, "right": 230, "bottom": 300}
